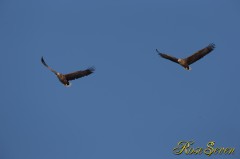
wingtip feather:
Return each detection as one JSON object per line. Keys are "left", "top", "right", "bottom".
{"left": 41, "top": 56, "right": 48, "bottom": 66}
{"left": 209, "top": 43, "right": 216, "bottom": 50}
{"left": 156, "top": 49, "right": 163, "bottom": 56}
{"left": 89, "top": 67, "right": 95, "bottom": 72}
{"left": 41, "top": 56, "right": 44, "bottom": 62}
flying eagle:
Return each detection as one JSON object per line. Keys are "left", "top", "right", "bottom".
{"left": 41, "top": 57, "right": 95, "bottom": 86}
{"left": 156, "top": 43, "right": 215, "bottom": 70}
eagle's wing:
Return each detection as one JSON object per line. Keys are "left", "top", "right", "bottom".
{"left": 185, "top": 43, "right": 215, "bottom": 65}
{"left": 64, "top": 67, "right": 95, "bottom": 81}
{"left": 41, "top": 57, "right": 58, "bottom": 75}
{"left": 156, "top": 49, "right": 179, "bottom": 63}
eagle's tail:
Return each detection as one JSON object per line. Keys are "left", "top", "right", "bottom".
{"left": 64, "top": 83, "right": 72, "bottom": 87}
{"left": 184, "top": 65, "right": 191, "bottom": 70}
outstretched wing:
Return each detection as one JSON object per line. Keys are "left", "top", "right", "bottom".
{"left": 185, "top": 43, "right": 215, "bottom": 65}
{"left": 64, "top": 67, "right": 95, "bottom": 81}
{"left": 156, "top": 49, "right": 179, "bottom": 63}
{"left": 41, "top": 57, "right": 58, "bottom": 75}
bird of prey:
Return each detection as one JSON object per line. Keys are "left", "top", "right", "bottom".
{"left": 41, "top": 57, "right": 95, "bottom": 87}
{"left": 156, "top": 43, "right": 215, "bottom": 70}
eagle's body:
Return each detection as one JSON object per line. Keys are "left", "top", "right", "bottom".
{"left": 156, "top": 43, "right": 215, "bottom": 70}
{"left": 41, "top": 57, "right": 95, "bottom": 86}
{"left": 177, "top": 59, "right": 190, "bottom": 70}
{"left": 56, "top": 72, "right": 70, "bottom": 86}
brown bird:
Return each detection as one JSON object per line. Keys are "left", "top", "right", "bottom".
{"left": 156, "top": 43, "right": 215, "bottom": 70}
{"left": 41, "top": 57, "right": 95, "bottom": 87}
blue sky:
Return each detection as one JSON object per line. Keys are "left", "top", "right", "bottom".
{"left": 0, "top": 0, "right": 240, "bottom": 159}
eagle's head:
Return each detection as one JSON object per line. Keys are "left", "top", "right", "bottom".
{"left": 177, "top": 59, "right": 183, "bottom": 63}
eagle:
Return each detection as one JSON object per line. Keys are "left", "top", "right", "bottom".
{"left": 41, "top": 57, "right": 95, "bottom": 87}
{"left": 156, "top": 43, "right": 215, "bottom": 70}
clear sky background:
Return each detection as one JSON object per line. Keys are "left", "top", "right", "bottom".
{"left": 0, "top": 0, "right": 239, "bottom": 159}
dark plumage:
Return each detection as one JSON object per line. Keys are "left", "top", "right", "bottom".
{"left": 156, "top": 43, "right": 215, "bottom": 70}
{"left": 41, "top": 57, "right": 95, "bottom": 86}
